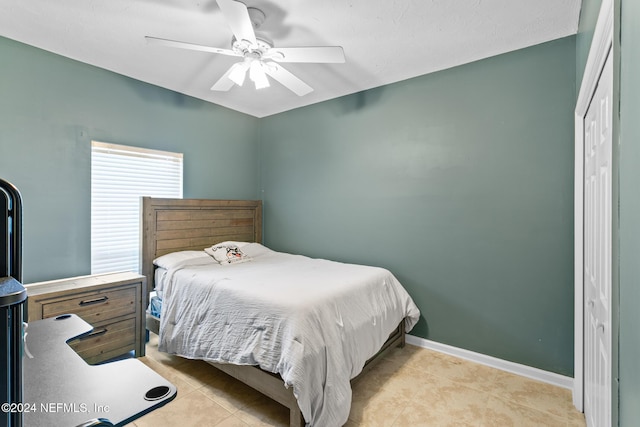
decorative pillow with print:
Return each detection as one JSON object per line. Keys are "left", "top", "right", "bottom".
{"left": 205, "top": 244, "right": 251, "bottom": 265}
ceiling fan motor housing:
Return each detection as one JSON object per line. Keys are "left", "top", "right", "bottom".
{"left": 231, "top": 36, "right": 273, "bottom": 58}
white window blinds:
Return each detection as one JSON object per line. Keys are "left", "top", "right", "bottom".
{"left": 91, "top": 141, "right": 183, "bottom": 274}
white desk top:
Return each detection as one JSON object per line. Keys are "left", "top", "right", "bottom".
{"left": 23, "top": 314, "right": 176, "bottom": 426}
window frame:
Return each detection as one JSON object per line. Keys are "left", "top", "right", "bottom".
{"left": 90, "top": 141, "right": 183, "bottom": 275}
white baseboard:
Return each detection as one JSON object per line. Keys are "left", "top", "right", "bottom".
{"left": 405, "top": 334, "right": 574, "bottom": 390}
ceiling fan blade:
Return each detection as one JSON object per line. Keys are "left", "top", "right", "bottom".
{"left": 265, "top": 46, "right": 345, "bottom": 63}
{"left": 263, "top": 62, "right": 313, "bottom": 96}
{"left": 211, "top": 63, "right": 244, "bottom": 91}
{"left": 216, "top": 0, "right": 257, "bottom": 45}
{"left": 145, "top": 36, "right": 240, "bottom": 57}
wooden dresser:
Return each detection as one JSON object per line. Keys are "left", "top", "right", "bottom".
{"left": 26, "top": 271, "right": 146, "bottom": 364}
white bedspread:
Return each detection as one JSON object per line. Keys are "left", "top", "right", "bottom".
{"left": 158, "top": 243, "right": 420, "bottom": 427}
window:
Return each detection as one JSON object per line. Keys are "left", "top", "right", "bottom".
{"left": 91, "top": 141, "right": 183, "bottom": 274}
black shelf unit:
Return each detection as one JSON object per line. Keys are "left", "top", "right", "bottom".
{"left": 1, "top": 178, "right": 27, "bottom": 427}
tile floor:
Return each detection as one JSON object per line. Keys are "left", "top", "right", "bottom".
{"left": 127, "top": 335, "right": 586, "bottom": 427}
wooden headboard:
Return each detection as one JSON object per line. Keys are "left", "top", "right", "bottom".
{"left": 140, "top": 197, "right": 262, "bottom": 299}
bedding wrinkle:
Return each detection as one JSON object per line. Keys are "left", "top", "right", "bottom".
{"left": 156, "top": 243, "right": 419, "bottom": 426}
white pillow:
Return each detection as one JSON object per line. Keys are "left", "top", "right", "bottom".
{"left": 153, "top": 250, "right": 211, "bottom": 269}
{"left": 205, "top": 243, "right": 251, "bottom": 265}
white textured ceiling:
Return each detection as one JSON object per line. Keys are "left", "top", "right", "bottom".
{"left": 0, "top": 0, "right": 581, "bottom": 118}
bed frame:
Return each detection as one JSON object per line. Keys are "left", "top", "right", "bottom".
{"left": 140, "top": 197, "right": 406, "bottom": 427}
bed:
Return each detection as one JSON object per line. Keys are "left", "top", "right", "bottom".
{"left": 140, "top": 197, "right": 420, "bottom": 427}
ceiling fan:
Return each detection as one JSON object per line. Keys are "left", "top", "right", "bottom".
{"left": 145, "top": 0, "right": 345, "bottom": 96}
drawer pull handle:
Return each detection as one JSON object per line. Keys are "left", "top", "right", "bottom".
{"left": 79, "top": 328, "right": 108, "bottom": 340}
{"left": 79, "top": 296, "right": 109, "bottom": 306}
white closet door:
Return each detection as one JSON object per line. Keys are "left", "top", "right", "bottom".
{"left": 583, "top": 49, "right": 613, "bottom": 427}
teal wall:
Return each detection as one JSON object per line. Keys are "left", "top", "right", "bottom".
{"left": 7, "top": 2, "right": 638, "bottom": 419}
{"left": 618, "top": 0, "right": 640, "bottom": 423}
{"left": 0, "top": 36, "right": 260, "bottom": 283}
{"left": 260, "top": 36, "right": 576, "bottom": 375}
{"left": 1, "top": 31, "right": 579, "bottom": 377}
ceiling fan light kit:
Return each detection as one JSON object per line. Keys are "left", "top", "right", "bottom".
{"left": 146, "top": 0, "right": 345, "bottom": 96}
{"left": 228, "top": 61, "right": 248, "bottom": 86}
{"left": 249, "top": 60, "right": 270, "bottom": 89}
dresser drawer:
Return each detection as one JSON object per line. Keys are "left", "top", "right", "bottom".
{"left": 68, "top": 317, "right": 136, "bottom": 365}
{"left": 40, "top": 286, "right": 137, "bottom": 324}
